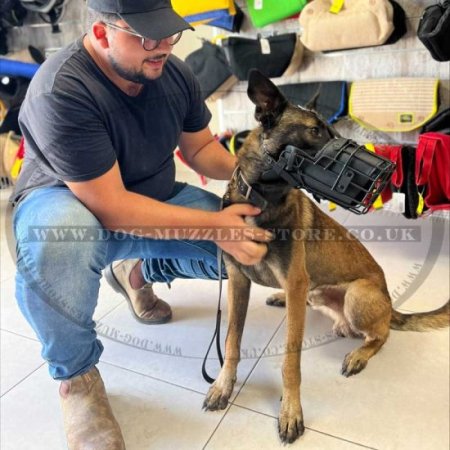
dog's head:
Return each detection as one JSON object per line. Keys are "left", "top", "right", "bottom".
{"left": 238, "top": 70, "right": 339, "bottom": 183}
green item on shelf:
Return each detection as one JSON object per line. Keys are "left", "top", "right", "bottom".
{"left": 246, "top": 0, "right": 307, "bottom": 28}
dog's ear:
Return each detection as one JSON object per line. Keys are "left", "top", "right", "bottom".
{"left": 247, "top": 70, "right": 287, "bottom": 129}
{"left": 305, "top": 86, "right": 321, "bottom": 110}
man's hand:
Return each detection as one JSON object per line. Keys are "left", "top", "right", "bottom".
{"left": 214, "top": 204, "right": 273, "bottom": 266}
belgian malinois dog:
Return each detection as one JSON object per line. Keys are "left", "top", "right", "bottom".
{"left": 203, "top": 71, "right": 450, "bottom": 444}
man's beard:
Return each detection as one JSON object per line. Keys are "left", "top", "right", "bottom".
{"left": 108, "top": 54, "right": 164, "bottom": 84}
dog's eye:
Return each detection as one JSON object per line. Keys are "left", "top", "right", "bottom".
{"left": 309, "top": 127, "right": 320, "bottom": 136}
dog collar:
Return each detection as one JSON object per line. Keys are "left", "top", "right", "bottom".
{"left": 235, "top": 168, "right": 269, "bottom": 210}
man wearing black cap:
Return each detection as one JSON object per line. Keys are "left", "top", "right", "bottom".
{"left": 11, "top": 1, "right": 271, "bottom": 448}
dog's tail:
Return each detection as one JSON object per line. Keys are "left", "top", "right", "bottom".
{"left": 390, "top": 300, "right": 450, "bottom": 332}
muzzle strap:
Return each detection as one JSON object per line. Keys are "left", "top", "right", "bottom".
{"left": 262, "top": 151, "right": 302, "bottom": 187}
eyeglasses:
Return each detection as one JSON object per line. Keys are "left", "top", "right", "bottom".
{"left": 104, "top": 22, "right": 182, "bottom": 51}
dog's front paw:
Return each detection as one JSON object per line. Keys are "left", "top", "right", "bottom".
{"left": 278, "top": 401, "right": 305, "bottom": 443}
{"left": 341, "top": 350, "right": 368, "bottom": 377}
{"left": 203, "top": 376, "right": 236, "bottom": 411}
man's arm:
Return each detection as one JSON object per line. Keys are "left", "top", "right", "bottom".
{"left": 66, "top": 162, "right": 271, "bottom": 265}
{"left": 178, "top": 127, "right": 236, "bottom": 179}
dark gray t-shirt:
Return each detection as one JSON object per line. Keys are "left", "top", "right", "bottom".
{"left": 12, "top": 37, "right": 211, "bottom": 204}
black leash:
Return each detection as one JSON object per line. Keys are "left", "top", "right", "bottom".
{"left": 201, "top": 246, "right": 225, "bottom": 384}
{"left": 201, "top": 166, "right": 273, "bottom": 384}
{"left": 201, "top": 189, "right": 233, "bottom": 384}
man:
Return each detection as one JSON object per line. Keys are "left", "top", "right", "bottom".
{"left": 11, "top": 1, "right": 271, "bottom": 448}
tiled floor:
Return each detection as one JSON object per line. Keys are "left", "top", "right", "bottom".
{"left": 1, "top": 165, "right": 449, "bottom": 450}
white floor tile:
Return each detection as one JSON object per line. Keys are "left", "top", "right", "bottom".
{"left": 206, "top": 405, "right": 372, "bottom": 450}
{"left": 98, "top": 279, "right": 285, "bottom": 394}
{"left": 0, "top": 238, "right": 16, "bottom": 283}
{"left": 0, "top": 255, "right": 15, "bottom": 283}
{"left": 0, "top": 193, "right": 17, "bottom": 283}
{"left": 101, "top": 362, "right": 228, "bottom": 450}
{"left": 0, "top": 330, "right": 43, "bottom": 396}
{"left": 0, "top": 361, "right": 228, "bottom": 450}
{"left": 233, "top": 315, "right": 450, "bottom": 450}
{"left": 1, "top": 367, "right": 63, "bottom": 450}
{"left": 1, "top": 276, "right": 36, "bottom": 339}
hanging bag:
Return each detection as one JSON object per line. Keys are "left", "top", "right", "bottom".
{"left": 349, "top": 78, "right": 439, "bottom": 132}
{"left": 383, "top": 0, "right": 407, "bottom": 45}
{"left": 222, "top": 33, "right": 303, "bottom": 81}
{"left": 207, "top": 4, "right": 244, "bottom": 32}
{"left": 417, "top": 1, "right": 450, "bottom": 62}
{"left": 185, "top": 41, "right": 237, "bottom": 101}
{"left": 278, "top": 81, "right": 347, "bottom": 123}
{"left": 246, "top": 0, "right": 307, "bottom": 28}
{"left": 0, "top": 0, "right": 27, "bottom": 54}
{"left": 415, "top": 132, "right": 450, "bottom": 212}
{"left": 172, "top": 0, "right": 236, "bottom": 26}
{"left": 421, "top": 107, "right": 450, "bottom": 134}
{"left": 299, "top": 0, "right": 395, "bottom": 52}
{"left": 172, "top": 0, "right": 235, "bottom": 18}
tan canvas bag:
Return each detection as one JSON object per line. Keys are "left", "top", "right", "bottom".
{"left": 299, "top": 0, "right": 394, "bottom": 51}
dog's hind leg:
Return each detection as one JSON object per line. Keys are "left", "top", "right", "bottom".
{"left": 203, "top": 264, "right": 251, "bottom": 411}
{"left": 266, "top": 291, "right": 286, "bottom": 307}
{"left": 340, "top": 278, "right": 391, "bottom": 377}
{"left": 308, "top": 285, "right": 362, "bottom": 338}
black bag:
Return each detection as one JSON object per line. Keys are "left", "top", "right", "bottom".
{"left": 185, "top": 40, "right": 237, "bottom": 101}
{"left": 0, "top": 0, "right": 27, "bottom": 55}
{"left": 384, "top": 0, "right": 407, "bottom": 45}
{"left": 421, "top": 107, "right": 450, "bottom": 134}
{"left": 278, "top": 82, "right": 347, "bottom": 124}
{"left": 418, "top": 1, "right": 450, "bottom": 62}
{"left": 222, "top": 33, "right": 300, "bottom": 81}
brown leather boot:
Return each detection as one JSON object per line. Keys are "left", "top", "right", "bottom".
{"left": 59, "top": 367, "right": 125, "bottom": 450}
{"left": 104, "top": 259, "right": 172, "bottom": 324}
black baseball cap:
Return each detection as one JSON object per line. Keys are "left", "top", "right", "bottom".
{"left": 87, "top": 0, "right": 194, "bottom": 40}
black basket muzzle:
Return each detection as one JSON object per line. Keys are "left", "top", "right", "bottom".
{"left": 261, "top": 138, "right": 396, "bottom": 214}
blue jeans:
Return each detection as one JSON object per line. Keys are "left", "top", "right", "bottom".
{"left": 13, "top": 183, "right": 226, "bottom": 380}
